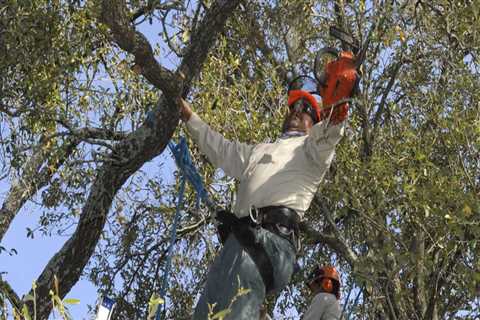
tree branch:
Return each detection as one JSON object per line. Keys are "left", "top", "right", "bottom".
{"left": 412, "top": 230, "right": 427, "bottom": 315}
{"left": 130, "top": 0, "right": 182, "bottom": 23}
{"left": 0, "top": 139, "right": 78, "bottom": 242}
{"left": 372, "top": 60, "right": 402, "bottom": 133}
{"left": 304, "top": 196, "right": 359, "bottom": 266}
{"left": 300, "top": 222, "right": 358, "bottom": 266}
{"left": 57, "top": 120, "right": 128, "bottom": 141}
{"left": 0, "top": 277, "right": 21, "bottom": 313}
{"left": 177, "top": 0, "right": 245, "bottom": 93}
{"left": 100, "top": 0, "right": 180, "bottom": 98}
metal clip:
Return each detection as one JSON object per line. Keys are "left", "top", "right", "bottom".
{"left": 249, "top": 206, "right": 260, "bottom": 225}
{"left": 275, "top": 223, "right": 294, "bottom": 237}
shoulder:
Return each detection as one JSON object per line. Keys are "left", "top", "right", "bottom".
{"left": 313, "top": 292, "right": 336, "bottom": 303}
{"left": 313, "top": 293, "right": 340, "bottom": 310}
{"left": 314, "top": 293, "right": 341, "bottom": 319}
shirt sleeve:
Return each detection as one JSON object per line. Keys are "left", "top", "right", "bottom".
{"left": 185, "top": 112, "right": 254, "bottom": 179}
{"left": 304, "top": 119, "right": 346, "bottom": 167}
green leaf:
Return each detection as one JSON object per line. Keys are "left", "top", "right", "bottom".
{"left": 23, "top": 294, "right": 35, "bottom": 302}
{"left": 210, "top": 309, "right": 231, "bottom": 320}
{"left": 21, "top": 305, "right": 32, "bottom": 320}
{"left": 63, "top": 298, "right": 81, "bottom": 305}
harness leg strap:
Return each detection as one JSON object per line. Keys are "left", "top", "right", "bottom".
{"left": 216, "top": 210, "right": 275, "bottom": 292}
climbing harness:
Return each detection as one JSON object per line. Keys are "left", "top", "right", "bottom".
{"left": 216, "top": 206, "right": 300, "bottom": 293}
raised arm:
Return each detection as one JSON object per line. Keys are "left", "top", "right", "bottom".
{"left": 304, "top": 117, "right": 346, "bottom": 167}
{"left": 178, "top": 98, "right": 253, "bottom": 178}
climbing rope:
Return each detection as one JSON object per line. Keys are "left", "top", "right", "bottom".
{"left": 340, "top": 283, "right": 364, "bottom": 320}
{"left": 167, "top": 137, "right": 215, "bottom": 209}
{"left": 155, "top": 137, "right": 214, "bottom": 320}
{"left": 346, "top": 284, "right": 364, "bottom": 320}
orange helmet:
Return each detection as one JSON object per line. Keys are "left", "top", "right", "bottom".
{"left": 307, "top": 265, "right": 341, "bottom": 300}
{"left": 287, "top": 75, "right": 321, "bottom": 123}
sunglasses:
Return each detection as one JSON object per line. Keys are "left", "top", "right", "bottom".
{"left": 289, "top": 99, "right": 319, "bottom": 123}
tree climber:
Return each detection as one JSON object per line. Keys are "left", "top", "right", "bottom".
{"left": 177, "top": 74, "right": 350, "bottom": 320}
{"left": 303, "top": 265, "right": 342, "bottom": 320}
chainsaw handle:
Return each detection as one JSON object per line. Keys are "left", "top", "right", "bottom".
{"left": 314, "top": 47, "right": 339, "bottom": 85}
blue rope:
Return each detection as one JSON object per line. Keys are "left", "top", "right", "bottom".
{"left": 155, "top": 137, "right": 213, "bottom": 320}
{"left": 168, "top": 137, "right": 214, "bottom": 208}
{"left": 346, "top": 284, "right": 364, "bottom": 320}
{"left": 340, "top": 283, "right": 354, "bottom": 320}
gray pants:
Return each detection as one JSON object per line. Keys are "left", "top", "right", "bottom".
{"left": 192, "top": 228, "right": 296, "bottom": 320}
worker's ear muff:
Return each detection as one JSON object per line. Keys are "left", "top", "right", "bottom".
{"left": 320, "top": 278, "right": 333, "bottom": 293}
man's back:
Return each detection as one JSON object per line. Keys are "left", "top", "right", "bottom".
{"left": 303, "top": 292, "right": 341, "bottom": 320}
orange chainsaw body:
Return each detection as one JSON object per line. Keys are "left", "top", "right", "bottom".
{"left": 318, "top": 51, "right": 359, "bottom": 107}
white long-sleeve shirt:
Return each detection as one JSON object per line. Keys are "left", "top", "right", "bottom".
{"left": 303, "top": 292, "right": 341, "bottom": 320}
{"left": 185, "top": 112, "right": 345, "bottom": 219}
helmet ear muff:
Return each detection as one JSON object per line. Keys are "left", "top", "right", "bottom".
{"left": 321, "top": 278, "right": 333, "bottom": 293}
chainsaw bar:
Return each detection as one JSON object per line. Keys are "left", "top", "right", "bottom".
{"left": 329, "top": 26, "right": 359, "bottom": 53}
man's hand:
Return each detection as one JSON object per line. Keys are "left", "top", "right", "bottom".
{"left": 177, "top": 97, "right": 193, "bottom": 122}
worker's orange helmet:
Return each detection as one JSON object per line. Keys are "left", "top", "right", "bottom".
{"left": 307, "top": 265, "right": 341, "bottom": 300}
{"left": 287, "top": 75, "right": 321, "bottom": 123}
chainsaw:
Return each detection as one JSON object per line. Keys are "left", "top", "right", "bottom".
{"left": 314, "top": 26, "right": 371, "bottom": 123}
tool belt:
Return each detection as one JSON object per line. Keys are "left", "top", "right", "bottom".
{"left": 216, "top": 206, "right": 300, "bottom": 293}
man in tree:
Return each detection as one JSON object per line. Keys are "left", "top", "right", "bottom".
{"left": 303, "top": 265, "right": 342, "bottom": 320}
{"left": 178, "top": 75, "right": 349, "bottom": 319}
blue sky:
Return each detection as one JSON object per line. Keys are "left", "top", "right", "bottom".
{"left": 1, "top": 211, "right": 97, "bottom": 319}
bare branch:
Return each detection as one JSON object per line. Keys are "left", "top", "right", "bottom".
{"left": 372, "top": 60, "right": 403, "bottom": 132}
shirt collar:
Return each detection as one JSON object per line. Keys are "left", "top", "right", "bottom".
{"left": 279, "top": 131, "right": 306, "bottom": 139}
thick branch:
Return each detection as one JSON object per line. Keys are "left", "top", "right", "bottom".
{"left": 178, "top": 0, "right": 245, "bottom": 92}
{"left": 412, "top": 230, "right": 427, "bottom": 315}
{"left": 27, "top": 96, "right": 179, "bottom": 319}
{"left": 300, "top": 222, "right": 358, "bottom": 266}
{"left": 100, "top": 0, "right": 179, "bottom": 98}
{"left": 57, "top": 121, "right": 128, "bottom": 141}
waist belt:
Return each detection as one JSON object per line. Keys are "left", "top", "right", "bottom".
{"left": 216, "top": 206, "right": 300, "bottom": 293}
{"left": 251, "top": 206, "right": 300, "bottom": 242}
